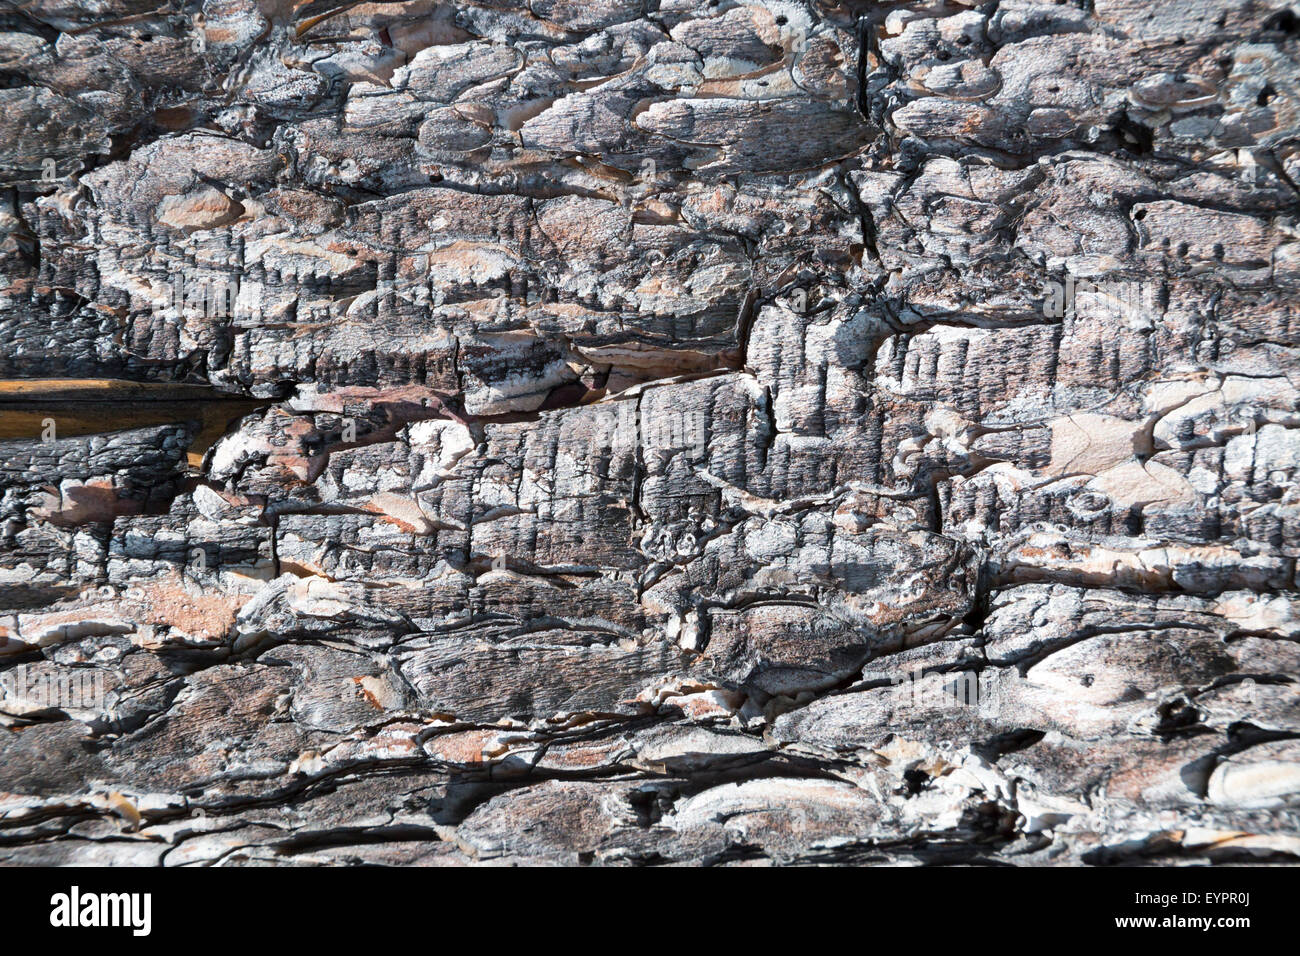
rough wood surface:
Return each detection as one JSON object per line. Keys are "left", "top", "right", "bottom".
{"left": 0, "top": 0, "right": 1298, "bottom": 866}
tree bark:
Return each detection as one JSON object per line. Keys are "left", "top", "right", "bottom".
{"left": 0, "top": 0, "right": 1297, "bottom": 865}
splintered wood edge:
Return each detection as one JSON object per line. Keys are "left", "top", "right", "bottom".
{"left": 0, "top": 379, "right": 267, "bottom": 468}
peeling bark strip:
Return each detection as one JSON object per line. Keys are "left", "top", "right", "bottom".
{"left": 0, "top": 0, "right": 1296, "bottom": 868}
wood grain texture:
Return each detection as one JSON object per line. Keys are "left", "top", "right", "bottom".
{"left": 0, "top": 0, "right": 1297, "bottom": 866}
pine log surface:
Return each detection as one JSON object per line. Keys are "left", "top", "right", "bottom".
{"left": 0, "top": 0, "right": 1298, "bottom": 866}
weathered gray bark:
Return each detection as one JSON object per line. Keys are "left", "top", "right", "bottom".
{"left": 0, "top": 0, "right": 1297, "bottom": 865}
